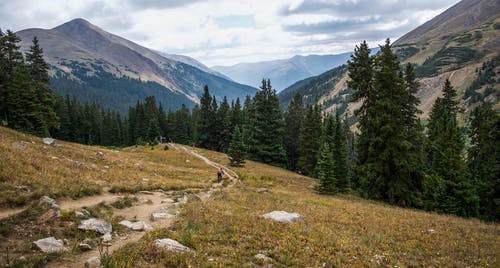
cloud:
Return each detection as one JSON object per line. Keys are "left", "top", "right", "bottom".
{"left": 124, "top": 0, "right": 206, "bottom": 9}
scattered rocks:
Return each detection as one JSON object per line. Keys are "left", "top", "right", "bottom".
{"left": 262, "top": 211, "right": 303, "bottom": 223}
{"left": 85, "top": 256, "right": 101, "bottom": 268}
{"left": 154, "top": 238, "right": 192, "bottom": 253}
{"left": 33, "top": 237, "right": 67, "bottom": 253}
{"left": 78, "top": 218, "right": 112, "bottom": 235}
{"left": 11, "top": 141, "right": 28, "bottom": 150}
{"left": 42, "top": 137, "right": 56, "bottom": 146}
{"left": 119, "top": 220, "right": 152, "bottom": 231}
{"left": 151, "top": 212, "right": 175, "bottom": 221}
{"left": 254, "top": 253, "right": 273, "bottom": 263}
{"left": 39, "top": 196, "right": 60, "bottom": 210}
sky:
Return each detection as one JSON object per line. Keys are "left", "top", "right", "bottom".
{"left": 1, "top": 0, "right": 461, "bottom": 66}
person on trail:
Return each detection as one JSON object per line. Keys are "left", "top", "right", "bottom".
{"left": 217, "top": 167, "right": 223, "bottom": 183}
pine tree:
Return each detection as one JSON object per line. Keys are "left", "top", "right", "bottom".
{"left": 228, "top": 125, "right": 246, "bottom": 167}
{"left": 197, "top": 86, "right": 217, "bottom": 149}
{"left": 332, "top": 110, "right": 349, "bottom": 191}
{"left": 468, "top": 104, "right": 499, "bottom": 220}
{"left": 315, "top": 142, "right": 336, "bottom": 194}
{"left": 284, "top": 93, "right": 304, "bottom": 171}
{"left": 298, "top": 104, "right": 322, "bottom": 175}
{"left": 218, "top": 96, "right": 231, "bottom": 151}
{"left": 426, "top": 79, "right": 478, "bottom": 216}
{"left": 247, "top": 79, "right": 286, "bottom": 166}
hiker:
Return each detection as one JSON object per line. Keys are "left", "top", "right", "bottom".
{"left": 217, "top": 167, "right": 223, "bottom": 183}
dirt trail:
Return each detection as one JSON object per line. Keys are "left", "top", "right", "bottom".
{"left": 47, "top": 143, "right": 238, "bottom": 267}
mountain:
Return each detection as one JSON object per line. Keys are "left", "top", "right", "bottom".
{"left": 280, "top": 0, "right": 499, "bottom": 117}
{"left": 212, "top": 52, "right": 353, "bottom": 91}
{"left": 16, "top": 18, "right": 257, "bottom": 113}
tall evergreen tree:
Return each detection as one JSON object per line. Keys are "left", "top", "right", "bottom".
{"left": 284, "top": 93, "right": 304, "bottom": 171}
{"left": 468, "top": 104, "right": 499, "bottom": 220}
{"left": 197, "top": 86, "right": 217, "bottom": 149}
{"left": 228, "top": 125, "right": 246, "bottom": 167}
{"left": 247, "top": 79, "right": 286, "bottom": 166}
{"left": 426, "top": 79, "right": 478, "bottom": 216}
{"left": 298, "top": 104, "right": 322, "bottom": 175}
{"left": 332, "top": 110, "right": 349, "bottom": 191}
{"left": 315, "top": 142, "right": 336, "bottom": 194}
{"left": 218, "top": 96, "right": 232, "bottom": 152}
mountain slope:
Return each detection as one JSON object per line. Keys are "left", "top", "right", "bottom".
{"left": 279, "top": 0, "right": 499, "bottom": 116}
{"left": 212, "top": 52, "right": 352, "bottom": 91}
{"left": 16, "top": 18, "right": 257, "bottom": 113}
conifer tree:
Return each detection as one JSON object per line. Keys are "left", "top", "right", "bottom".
{"left": 332, "top": 110, "right": 349, "bottom": 191}
{"left": 218, "top": 96, "right": 232, "bottom": 151}
{"left": 315, "top": 142, "right": 336, "bottom": 193}
{"left": 228, "top": 125, "right": 246, "bottom": 167}
{"left": 284, "top": 93, "right": 304, "bottom": 171}
{"left": 247, "top": 79, "right": 286, "bottom": 166}
{"left": 468, "top": 104, "right": 499, "bottom": 220}
{"left": 197, "top": 85, "right": 214, "bottom": 148}
{"left": 426, "top": 79, "right": 478, "bottom": 216}
{"left": 298, "top": 104, "right": 322, "bottom": 175}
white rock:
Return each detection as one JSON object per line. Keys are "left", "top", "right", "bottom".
{"left": 142, "top": 178, "right": 150, "bottom": 182}
{"left": 161, "top": 198, "right": 174, "bottom": 203}
{"left": 427, "top": 229, "right": 436, "bottom": 234}
{"left": 101, "top": 233, "right": 112, "bottom": 242}
{"left": 103, "top": 165, "right": 110, "bottom": 169}
{"left": 154, "top": 238, "right": 192, "bottom": 253}
{"left": 255, "top": 253, "right": 272, "bottom": 262}
{"left": 85, "top": 256, "right": 101, "bottom": 268}
{"left": 262, "top": 211, "right": 302, "bottom": 223}
{"left": 78, "top": 218, "right": 112, "bottom": 234}
{"left": 33, "top": 237, "right": 67, "bottom": 253}
{"left": 42, "top": 137, "right": 56, "bottom": 146}
{"left": 151, "top": 212, "right": 175, "bottom": 221}
{"left": 39, "top": 196, "right": 60, "bottom": 210}
{"left": 79, "top": 243, "right": 92, "bottom": 251}
{"left": 96, "top": 151, "right": 105, "bottom": 157}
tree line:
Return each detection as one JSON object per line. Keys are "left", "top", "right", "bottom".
{"left": 1, "top": 30, "right": 497, "bottom": 221}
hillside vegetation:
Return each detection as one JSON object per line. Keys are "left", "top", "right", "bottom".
{"left": 1, "top": 128, "right": 497, "bottom": 267}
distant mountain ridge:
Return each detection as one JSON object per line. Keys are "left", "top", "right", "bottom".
{"left": 16, "top": 18, "right": 257, "bottom": 113}
{"left": 212, "top": 52, "right": 353, "bottom": 91}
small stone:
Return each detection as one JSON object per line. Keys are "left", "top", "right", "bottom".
{"left": 75, "top": 161, "right": 85, "bottom": 167}
{"left": 255, "top": 253, "right": 272, "bottom": 262}
{"left": 256, "top": 188, "right": 269, "bottom": 193}
{"left": 39, "top": 196, "right": 60, "bottom": 210}
{"left": 82, "top": 238, "right": 97, "bottom": 247}
{"left": 91, "top": 164, "right": 98, "bottom": 169}
{"left": 161, "top": 198, "right": 174, "bottom": 203}
{"left": 185, "top": 160, "right": 190, "bottom": 163}
{"left": 79, "top": 243, "right": 92, "bottom": 251}
{"left": 154, "top": 238, "right": 192, "bottom": 253}
{"left": 33, "top": 237, "right": 67, "bottom": 253}
{"left": 262, "top": 211, "right": 303, "bottom": 223}
{"left": 96, "top": 151, "right": 105, "bottom": 157}
{"left": 139, "top": 190, "right": 154, "bottom": 195}
{"left": 427, "top": 229, "right": 436, "bottom": 234}
{"left": 42, "top": 137, "right": 56, "bottom": 146}
{"left": 78, "top": 218, "right": 112, "bottom": 234}
{"left": 103, "top": 165, "right": 110, "bottom": 169}
{"left": 182, "top": 193, "right": 201, "bottom": 203}
{"left": 141, "top": 178, "right": 150, "bottom": 182}
{"left": 85, "top": 256, "right": 101, "bottom": 268}
{"left": 151, "top": 212, "right": 175, "bottom": 221}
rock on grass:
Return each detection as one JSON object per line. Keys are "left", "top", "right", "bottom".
{"left": 154, "top": 238, "right": 192, "bottom": 253}
{"left": 33, "top": 237, "right": 67, "bottom": 253}
{"left": 262, "top": 211, "right": 302, "bottom": 223}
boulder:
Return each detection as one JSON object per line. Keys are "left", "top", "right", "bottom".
{"left": 42, "top": 137, "right": 56, "bottom": 146}
{"left": 33, "top": 237, "right": 67, "bottom": 253}
{"left": 119, "top": 220, "right": 152, "bottom": 231}
{"left": 151, "top": 212, "right": 175, "bottom": 221}
{"left": 85, "top": 256, "right": 101, "bottom": 268}
{"left": 154, "top": 238, "right": 192, "bottom": 253}
{"left": 262, "top": 211, "right": 302, "bottom": 223}
{"left": 78, "top": 218, "right": 112, "bottom": 234}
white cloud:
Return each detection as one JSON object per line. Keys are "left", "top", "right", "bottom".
{"left": 1, "top": 0, "right": 460, "bottom": 66}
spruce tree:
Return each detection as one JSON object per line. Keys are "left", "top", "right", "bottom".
{"left": 197, "top": 85, "right": 214, "bottom": 148}
{"left": 298, "top": 104, "right": 322, "bottom": 175}
{"left": 468, "top": 104, "right": 499, "bottom": 220}
{"left": 332, "top": 110, "right": 349, "bottom": 191}
{"left": 315, "top": 142, "right": 336, "bottom": 194}
{"left": 228, "top": 125, "right": 246, "bottom": 167}
{"left": 218, "top": 96, "right": 232, "bottom": 152}
{"left": 284, "top": 93, "right": 304, "bottom": 171}
{"left": 426, "top": 79, "right": 479, "bottom": 216}
{"left": 247, "top": 79, "right": 286, "bottom": 166}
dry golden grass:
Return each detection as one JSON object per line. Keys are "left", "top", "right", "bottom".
{"left": 110, "top": 149, "right": 499, "bottom": 267}
{"left": 0, "top": 127, "right": 213, "bottom": 208}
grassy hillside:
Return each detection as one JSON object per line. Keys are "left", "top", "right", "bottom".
{"left": 0, "top": 127, "right": 498, "bottom": 267}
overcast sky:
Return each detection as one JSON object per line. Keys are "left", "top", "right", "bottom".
{"left": 1, "top": 0, "right": 460, "bottom": 66}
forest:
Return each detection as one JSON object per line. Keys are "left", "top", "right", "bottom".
{"left": 1, "top": 30, "right": 498, "bottom": 221}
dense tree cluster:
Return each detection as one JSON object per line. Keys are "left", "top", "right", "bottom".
{"left": 2, "top": 30, "right": 497, "bottom": 221}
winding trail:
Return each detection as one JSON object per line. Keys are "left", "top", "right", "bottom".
{"left": 45, "top": 143, "right": 238, "bottom": 267}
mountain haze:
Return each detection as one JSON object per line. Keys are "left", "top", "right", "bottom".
{"left": 16, "top": 18, "right": 257, "bottom": 113}
{"left": 212, "top": 52, "right": 352, "bottom": 91}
